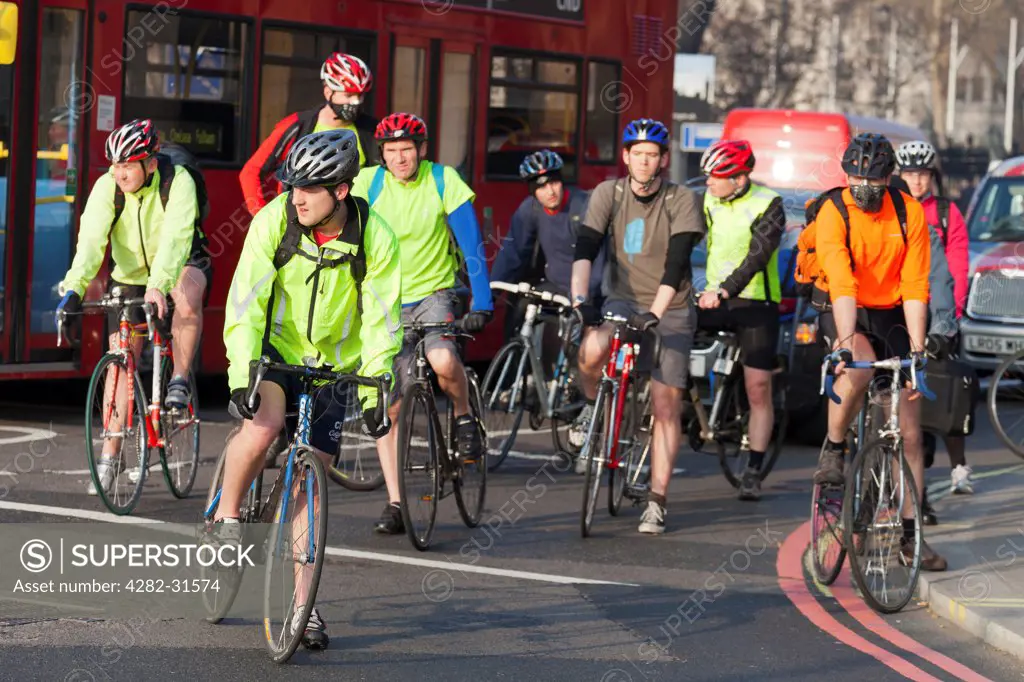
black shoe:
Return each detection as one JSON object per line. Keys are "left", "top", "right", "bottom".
{"left": 738, "top": 467, "right": 761, "bottom": 501}
{"left": 813, "top": 448, "right": 845, "bottom": 487}
{"left": 296, "top": 607, "right": 329, "bottom": 650}
{"left": 374, "top": 503, "right": 404, "bottom": 535}
{"left": 455, "top": 415, "right": 483, "bottom": 461}
{"left": 922, "top": 498, "right": 938, "bottom": 526}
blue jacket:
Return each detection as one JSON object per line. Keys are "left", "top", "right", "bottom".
{"left": 490, "top": 189, "right": 604, "bottom": 298}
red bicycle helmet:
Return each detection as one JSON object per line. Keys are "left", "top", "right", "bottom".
{"left": 105, "top": 119, "right": 160, "bottom": 163}
{"left": 321, "top": 53, "right": 373, "bottom": 94}
{"left": 700, "top": 140, "right": 756, "bottom": 178}
{"left": 374, "top": 113, "right": 428, "bottom": 143}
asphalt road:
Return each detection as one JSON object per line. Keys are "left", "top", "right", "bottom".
{"left": 0, "top": 386, "right": 1021, "bottom": 682}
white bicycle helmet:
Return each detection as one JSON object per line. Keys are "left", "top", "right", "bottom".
{"left": 895, "top": 140, "right": 937, "bottom": 171}
{"left": 276, "top": 129, "right": 360, "bottom": 187}
{"left": 105, "top": 119, "right": 159, "bottom": 163}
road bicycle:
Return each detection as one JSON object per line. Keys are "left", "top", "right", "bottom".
{"left": 480, "top": 281, "right": 583, "bottom": 471}
{"left": 577, "top": 313, "right": 658, "bottom": 538}
{"left": 986, "top": 347, "right": 1024, "bottom": 460}
{"left": 58, "top": 287, "right": 200, "bottom": 515}
{"left": 817, "top": 352, "right": 934, "bottom": 614}
{"left": 201, "top": 356, "right": 389, "bottom": 663}
{"left": 683, "top": 328, "right": 789, "bottom": 488}
{"left": 397, "top": 319, "right": 488, "bottom": 551}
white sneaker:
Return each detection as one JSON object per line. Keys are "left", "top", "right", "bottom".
{"left": 127, "top": 466, "right": 148, "bottom": 485}
{"left": 574, "top": 454, "right": 589, "bottom": 475}
{"left": 568, "top": 403, "right": 594, "bottom": 450}
{"left": 87, "top": 460, "right": 118, "bottom": 496}
{"left": 638, "top": 500, "right": 666, "bottom": 535}
{"left": 950, "top": 464, "right": 974, "bottom": 494}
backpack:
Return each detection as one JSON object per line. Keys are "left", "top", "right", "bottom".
{"left": 272, "top": 193, "right": 369, "bottom": 313}
{"left": 933, "top": 196, "right": 951, "bottom": 246}
{"left": 111, "top": 142, "right": 210, "bottom": 231}
{"left": 793, "top": 186, "right": 908, "bottom": 299}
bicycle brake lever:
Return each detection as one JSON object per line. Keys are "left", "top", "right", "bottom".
{"left": 56, "top": 315, "right": 64, "bottom": 347}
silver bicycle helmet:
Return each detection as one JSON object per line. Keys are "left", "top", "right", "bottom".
{"left": 895, "top": 140, "right": 937, "bottom": 171}
{"left": 277, "top": 129, "right": 360, "bottom": 187}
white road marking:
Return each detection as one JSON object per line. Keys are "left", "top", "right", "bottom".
{"left": 0, "top": 426, "right": 58, "bottom": 446}
{"left": 44, "top": 461, "right": 192, "bottom": 476}
{"left": 0, "top": 500, "right": 639, "bottom": 587}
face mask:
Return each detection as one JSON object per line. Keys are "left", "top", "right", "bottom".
{"left": 850, "top": 184, "right": 886, "bottom": 212}
{"left": 330, "top": 101, "right": 359, "bottom": 122}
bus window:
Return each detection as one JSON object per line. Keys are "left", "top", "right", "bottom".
{"left": 486, "top": 50, "right": 580, "bottom": 181}
{"left": 438, "top": 50, "right": 474, "bottom": 181}
{"left": 584, "top": 60, "right": 620, "bottom": 164}
{"left": 0, "top": 2, "right": 16, "bottom": 65}
{"left": 121, "top": 11, "right": 251, "bottom": 164}
{"left": 391, "top": 45, "right": 426, "bottom": 118}
{"left": 259, "top": 26, "right": 375, "bottom": 144}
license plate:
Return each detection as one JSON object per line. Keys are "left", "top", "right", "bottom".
{"left": 964, "top": 334, "right": 1024, "bottom": 355}
{"left": 689, "top": 353, "right": 707, "bottom": 378}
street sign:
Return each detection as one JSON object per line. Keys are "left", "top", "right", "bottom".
{"left": 679, "top": 122, "right": 722, "bottom": 152}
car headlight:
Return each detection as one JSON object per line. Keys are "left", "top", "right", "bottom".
{"left": 794, "top": 322, "right": 817, "bottom": 345}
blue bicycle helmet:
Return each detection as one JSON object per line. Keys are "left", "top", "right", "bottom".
{"left": 623, "top": 118, "right": 670, "bottom": 149}
{"left": 519, "top": 149, "right": 564, "bottom": 181}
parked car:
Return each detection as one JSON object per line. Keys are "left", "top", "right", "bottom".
{"left": 958, "top": 155, "right": 1024, "bottom": 372}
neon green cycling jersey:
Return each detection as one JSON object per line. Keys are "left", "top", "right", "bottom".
{"left": 59, "top": 167, "right": 197, "bottom": 296}
{"left": 351, "top": 161, "right": 475, "bottom": 305}
{"left": 313, "top": 120, "right": 366, "bottom": 167}
{"left": 703, "top": 183, "right": 782, "bottom": 302}
{"left": 223, "top": 192, "right": 402, "bottom": 409}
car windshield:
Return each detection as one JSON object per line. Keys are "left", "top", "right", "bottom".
{"left": 771, "top": 187, "right": 819, "bottom": 224}
{"left": 968, "top": 177, "right": 1024, "bottom": 242}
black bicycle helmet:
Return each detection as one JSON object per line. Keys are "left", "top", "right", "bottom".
{"left": 841, "top": 133, "right": 896, "bottom": 179}
{"left": 277, "top": 129, "right": 360, "bottom": 187}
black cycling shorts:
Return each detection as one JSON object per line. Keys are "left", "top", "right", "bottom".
{"left": 818, "top": 306, "right": 911, "bottom": 361}
{"left": 696, "top": 298, "right": 780, "bottom": 371}
{"left": 184, "top": 231, "right": 214, "bottom": 306}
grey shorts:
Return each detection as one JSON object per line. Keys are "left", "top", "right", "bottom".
{"left": 393, "top": 289, "right": 461, "bottom": 398}
{"left": 602, "top": 299, "right": 697, "bottom": 389}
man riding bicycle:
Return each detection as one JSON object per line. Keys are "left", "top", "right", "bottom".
{"left": 57, "top": 119, "right": 210, "bottom": 495}
{"left": 217, "top": 129, "right": 403, "bottom": 649}
{"left": 351, "top": 112, "right": 493, "bottom": 535}
{"left": 240, "top": 52, "right": 377, "bottom": 216}
{"left": 569, "top": 118, "right": 705, "bottom": 534}
{"left": 812, "top": 133, "right": 946, "bottom": 572}
{"left": 696, "top": 139, "right": 785, "bottom": 502}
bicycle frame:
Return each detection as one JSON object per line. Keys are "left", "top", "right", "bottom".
{"left": 408, "top": 324, "right": 467, "bottom": 480}
{"left": 685, "top": 335, "right": 744, "bottom": 445}
{"left": 600, "top": 323, "right": 640, "bottom": 472}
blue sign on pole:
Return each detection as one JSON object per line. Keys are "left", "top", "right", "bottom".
{"left": 679, "top": 122, "right": 723, "bottom": 152}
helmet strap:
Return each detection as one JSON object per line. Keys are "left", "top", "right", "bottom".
{"left": 312, "top": 194, "right": 342, "bottom": 229}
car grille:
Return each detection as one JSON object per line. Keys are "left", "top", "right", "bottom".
{"left": 968, "top": 271, "right": 1024, "bottom": 319}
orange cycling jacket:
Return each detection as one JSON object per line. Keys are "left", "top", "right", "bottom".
{"left": 816, "top": 188, "right": 930, "bottom": 308}
{"left": 239, "top": 107, "right": 377, "bottom": 216}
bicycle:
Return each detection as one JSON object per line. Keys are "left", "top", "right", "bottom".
{"left": 986, "top": 347, "right": 1024, "bottom": 460}
{"left": 480, "top": 281, "right": 583, "bottom": 471}
{"left": 577, "top": 312, "right": 658, "bottom": 538}
{"left": 57, "top": 287, "right": 200, "bottom": 515}
{"left": 818, "top": 352, "right": 935, "bottom": 614}
{"left": 683, "top": 327, "right": 788, "bottom": 488}
{"left": 201, "top": 356, "right": 389, "bottom": 663}
{"left": 397, "top": 319, "right": 488, "bottom": 551}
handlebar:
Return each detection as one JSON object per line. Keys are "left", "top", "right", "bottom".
{"left": 246, "top": 356, "right": 392, "bottom": 414}
{"left": 56, "top": 294, "right": 156, "bottom": 347}
{"left": 403, "top": 319, "right": 476, "bottom": 341}
{"left": 490, "top": 281, "right": 571, "bottom": 308}
{"left": 820, "top": 354, "right": 936, "bottom": 405}
{"left": 603, "top": 313, "right": 662, "bottom": 371}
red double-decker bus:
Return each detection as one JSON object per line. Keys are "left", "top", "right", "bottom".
{"left": 0, "top": 0, "right": 678, "bottom": 380}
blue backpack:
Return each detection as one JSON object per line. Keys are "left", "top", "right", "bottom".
{"left": 366, "top": 163, "right": 446, "bottom": 208}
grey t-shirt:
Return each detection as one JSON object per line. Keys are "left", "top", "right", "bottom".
{"left": 583, "top": 178, "right": 704, "bottom": 310}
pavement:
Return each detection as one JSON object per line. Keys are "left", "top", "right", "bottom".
{"left": 0, "top": 385, "right": 1022, "bottom": 680}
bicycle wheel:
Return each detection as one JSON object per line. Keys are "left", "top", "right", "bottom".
{"left": 609, "top": 378, "right": 651, "bottom": 516}
{"left": 263, "top": 447, "right": 328, "bottom": 663}
{"left": 580, "top": 384, "right": 610, "bottom": 538}
{"left": 479, "top": 339, "right": 530, "bottom": 472}
{"left": 842, "top": 436, "right": 921, "bottom": 614}
{"left": 810, "top": 476, "right": 846, "bottom": 586}
{"left": 85, "top": 353, "right": 149, "bottom": 515}
{"left": 398, "top": 383, "right": 440, "bottom": 551}
{"left": 988, "top": 349, "right": 1024, "bottom": 459}
{"left": 455, "top": 369, "right": 488, "bottom": 527}
{"left": 158, "top": 358, "right": 200, "bottom": 498}
{"left": 327, "top": 382, "right": 385, "bottom": 491}
{"left": 714, "top": 378, "right": 749, "bottom": 488}
{"left": 757, "top": 355, "right": 790, "bottom": 481}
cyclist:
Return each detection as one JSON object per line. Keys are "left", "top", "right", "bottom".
{"left": 240, "top": 52, "right": 377, "bottom": 217}
{"left": 56, "top": 119, "right": 210, "bottom": 495}
{"left": 569, "top": 118, "right": 705, "bottom": 534}
{"left": 896, "top": 140, "right": 974, "bottom": 518}
{"left": 695, "top": 139, "right": 785, "bottom": 502}
{"left": 812, "top": 133, "right": 946, "bottom": 572}
{"left": 351, "top": 112, "right": 493, "bottom": 535}
{"left": 216, "top": 129, "right": 402, "bottom": 650}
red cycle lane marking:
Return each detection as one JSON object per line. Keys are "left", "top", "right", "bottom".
{"left": 830, "top": 567, "right": 996, "bottom": 682}
{"left": 777, "top": 521, "right": 941, "bottom": 682}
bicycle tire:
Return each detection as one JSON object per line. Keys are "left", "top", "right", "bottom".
{"left": 479, "top": 340, "right": 530, "bottom": 472}
{"left": 757, "top": 355, "right": 790, "bottom": 481}
{"left": 580, "top": 384, "right": 609, "bottom": 538}
{"left": 810, "top": 479, "right": 846, "bottom": 586}
{"left": 85, "top": 353, "right": 149, "bottom": 516}
{"left": 609, "top": 378, "right": 650, "bottom": 516}
{"left": 714, "top": 378, "right": 748, "bottom": 488}
{"left": 158, "top": 360, "right": 200, "bottom": 499}
{"left": 263, "top": 447, "right": 328, "bottom": 664}
{"left": 988, "top": 349, "right": 1024, "bottom": 459}
{"left": 842, "top": 436, "right": 921, "bottom": 614}
{"left": 398, "top": 383, "right": 440, "bottom": 551}
{"left": 327, "top": 383, "right": 385, "bottom": 491}
{"left": 455, "top": 369, "right": 488, "bottom": 527}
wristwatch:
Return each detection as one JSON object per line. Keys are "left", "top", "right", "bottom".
{"left": 573, "top": 295, "right": 586, "bottom": 307}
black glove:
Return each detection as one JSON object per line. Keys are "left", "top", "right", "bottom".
{"left": 362, "top": 405, "right": 390, "bottom": 439}
{"left": 575, "top": 302, "right": 601, "bottom": 326}
{"left": 629, "top": 311, "right": 660, "bottom": 333}
{"left": 228, "top": 389, "right": 259, "bottom": 421}
{"left": 461, "top": 311, "right": 492, "bottom": 333}
{"left": 56, "top": 291, "right": 82, "bottom": 345}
